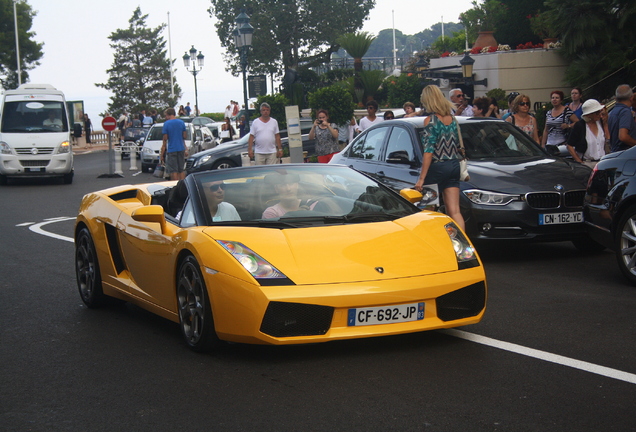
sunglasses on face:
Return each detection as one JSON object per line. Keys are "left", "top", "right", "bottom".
{"left": 384, "top": 115, "right": 394, "bottom": 119}
{"left": 454, "top": 94, "right": 464, "bottom": 98}
{"left": 518, "top": 102, "right": 530, "bottom": 107}
{"left": 210, "top": 183, "right": 224, "bottom": 192}
{"left": 367, "top": 106, "right": 377, "bottom": 110}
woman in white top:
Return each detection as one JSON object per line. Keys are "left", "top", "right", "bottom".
{"left": 566, "top": 99, "right": 610, "bottom": 167}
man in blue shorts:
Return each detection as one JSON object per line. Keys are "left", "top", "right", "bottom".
{"left": 160, "top": 108, "right": 187, "bottom": 180}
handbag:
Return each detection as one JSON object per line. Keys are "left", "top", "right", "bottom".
{"left": 455, "top": 119, "right": 470, "bottom": 181}
{"left": 153, "top": 163, "right": 165, "bottom": 178}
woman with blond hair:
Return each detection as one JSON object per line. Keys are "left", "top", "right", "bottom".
{"left": 414, "top": 85, "right": 465, "bottom": 230}
{"left": 506, "top": 94, "right": 540, "bottom": 143}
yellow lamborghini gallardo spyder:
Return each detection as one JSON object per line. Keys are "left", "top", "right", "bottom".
{"left": 75, "top": 164, "right": 486, "bottom": 352}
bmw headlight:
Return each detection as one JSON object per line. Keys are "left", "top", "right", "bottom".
{"left": 56, "top": 141, "right": 71, "bottom": 154}
{"left": 463, "top": 189, "right": 519, "bottom": 205}
{"left": 194, "top": 154, "right": 212, "bottom": 167}
{"left": 445, "top": 222, "right": 478, "bottom": 268}
{"left": 0, "top": 141, "right": 15, "bottom": 155}
{"left": 217, "top": 240, "right": 289, "bottom": 282}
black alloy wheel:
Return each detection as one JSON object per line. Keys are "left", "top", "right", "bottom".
{"left": 75, "top": 227, "right": 106, "bottom": 307}
{"left": 176, "top": 255, "right": 219, "bottom": 352}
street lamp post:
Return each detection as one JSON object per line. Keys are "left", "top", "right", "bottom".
{"left": 459, "top": 51, "right": 487, "bottom": 98}
{"left": 183, "top": 46, "right": 204, "bottom": 116}
{"left": 233, "top": 10, "right": 254, "bottom": 132}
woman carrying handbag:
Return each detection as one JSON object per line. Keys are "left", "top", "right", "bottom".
{"left": 414, "top": 85, "right": 466, "bottom": 231}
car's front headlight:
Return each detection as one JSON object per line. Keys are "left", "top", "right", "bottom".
{"left": 56, "top": 141, "right": 71, "bottom": 154}
{"left": 463, "top": 189, "right": 519, "bottom": 205}
{"left": 194, "top": 154, "right": 212, "bottom": 167}
{"left": 142, "top": 146, "right": 154, "bottom": 155}
{"left": 217, "top": 240, "right": 290, "bottom": 283}
{"left": 445, "top": 222, "right": 478, "bottom": 268}
{"left": 0, "top": 141, "right": 15, "bottom": 155}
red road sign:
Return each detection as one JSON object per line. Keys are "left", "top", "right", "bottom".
{"left": 102, "top": 116, "right": 117, "bottom": 132}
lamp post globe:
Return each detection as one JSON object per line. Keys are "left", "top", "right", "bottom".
{"left": 234, "top": 9, "right": 254, "bottom": 132}
{"left": 183, "top": 45, "right": 204, "bottom": 117}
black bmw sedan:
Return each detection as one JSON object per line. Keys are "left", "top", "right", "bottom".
{"left": 584, "top": 147, "right": 636, "bottom": 284}
{"left": 330, "top": 117, "right": 595, "bottom": 249}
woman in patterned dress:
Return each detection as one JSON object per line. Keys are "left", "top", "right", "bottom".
{"left": 309, "top": 109, "right": 340, "bottom": 163}
{"left": 414, "top": 85, "right": 465, "bottom": 230}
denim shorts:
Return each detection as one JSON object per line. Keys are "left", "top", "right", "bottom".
{"left": 425, "top": 158, "right": 460, "bottom": 190}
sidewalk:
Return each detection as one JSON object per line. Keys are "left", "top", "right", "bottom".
{"left": 73, "top": 136, "right": 110, "bottom": 155}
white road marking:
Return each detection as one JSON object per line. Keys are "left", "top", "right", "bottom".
{"left": 18, "top": 217, "right": 636, "bottom": 384}
{"left": 441, "top": 329, "right": 636, "bottom": 385}
{"left": 27, "top": 216, "right": 75, "bottom": 243}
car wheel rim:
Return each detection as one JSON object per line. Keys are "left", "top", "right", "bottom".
{"left": 177, "top": 260, "right": 205, "bottom": 345}
{"left": 76, "top": 234, "right": 96, "bottom": 301}
{"left": 217, "top": 162, "right": 233, "bottom": 169}
{"left": 620, "top": 216, "right": 636, "bottom": 276}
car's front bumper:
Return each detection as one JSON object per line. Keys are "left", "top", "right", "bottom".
{"left": 206, "top": 266, "right": 486, "bottom": 345}
{"left": 0, "top": 153, "right": 73, "bottom": 177}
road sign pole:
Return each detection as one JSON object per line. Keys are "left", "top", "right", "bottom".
{"left": 98, "top": 116, "right": 124, "bottom": 178}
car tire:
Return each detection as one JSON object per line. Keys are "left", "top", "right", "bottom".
{"left": 572, "top": 236, "right": 605, "bottom": 254}
{"left": 141, "top": 163, "right": 151, "bottom": 173}
{"left": 176, "top": 255, "right": 219, "bottom": 352}
{"left": 75, "top": 227, "right": 106, "bottom": 308}
{"left": 63, "top": 171, "right": 74, "bottom": 184}
{"left": 615, "top": 205, "right": 636, "bottom": 285}
{"left": 212, "top": 159, "right": 237, "bottom": 170}
{"left": 0, "top": 175, "right": 7, "bottom": 185}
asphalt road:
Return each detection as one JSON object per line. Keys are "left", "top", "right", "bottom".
{"left": 1, "top": 150, "right": 635, "bottom": 431}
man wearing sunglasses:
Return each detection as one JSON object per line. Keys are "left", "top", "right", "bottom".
{"left": 449, "top": 88, "right": 474, "bottom": 117}
{"left": 356, "top": 100, "right": 383, "bottom": 133}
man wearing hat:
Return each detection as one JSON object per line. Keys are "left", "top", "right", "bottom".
{"left": 566, "top": 99, "right": 610, "bottom": 166}
{"left": 608, "top": 84, "right": 636, "bottom": 152}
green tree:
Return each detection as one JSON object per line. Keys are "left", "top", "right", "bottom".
{"left": 96, "top": 7, "right": 180, "bottom": 116}
{"left": 366, "top": 29, "right": 406, "bottom": 58}
{"left": 0, "top": 0, "right": 43, "bottom": 89}
{"left": 386, "top": 74, "right": 423, "bottom": 108}
{"left": 546, "top": 0, "right": 636, "bottom": 99}
{"left": 307, "top": 85, "right": 355, "bottom": 126}
{"left": 208, "top": 0, "right": 375, "bottom": 79}
{"left": 337, "top": 32, "right": 376, "bottom": 104}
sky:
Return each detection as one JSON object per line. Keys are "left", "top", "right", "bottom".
{"left": 24, "top": 0, "right": 473, "bottom": 121}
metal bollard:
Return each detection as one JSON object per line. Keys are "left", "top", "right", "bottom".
{"left": 129, "top": 144, "right": 139, "bottom": 171}
{"left": 114, "top": 146, "right": 123, "bottom": 175}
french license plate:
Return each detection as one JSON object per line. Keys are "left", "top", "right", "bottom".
{"left": 538, "top": 211, "right": 583, "bottom": 225}
{"left": 348, "top": 302, "right": 424, "bottom": 326}
{"left": 25, "top": 167, "right": 44, "bottom": 172}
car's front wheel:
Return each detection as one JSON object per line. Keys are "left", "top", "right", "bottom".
{"left": 75, "top": 227, "right": 106, "bottom": 307}
{"left": 176, "top": 255, "right": 219, "bottom": 352}
{"left": 616, "top": 205, "right": 636, "bottom": 285}
{"left": 212, "top": 159, "right": 237, "bottom": 170}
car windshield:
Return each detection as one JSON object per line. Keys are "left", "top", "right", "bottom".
{"left": 190, "top": 165, "right": 418, "bottom": 227}
{"left": 1, "top": 101, "right": 69, "bottom": 133}
{"left": 147, "top": 126, "right": 164, "bottom": 140}
{"left": 419, "top": 120, "right": 545, "bottom": 160}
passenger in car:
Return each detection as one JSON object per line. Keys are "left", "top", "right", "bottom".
{"left": 207, "top": 182, "right": 241, "bottom": 222}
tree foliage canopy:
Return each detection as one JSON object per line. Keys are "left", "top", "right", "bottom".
{"left": 547, "top": 0, "right": 636, "bottom": 100}
{"left": 0, "top": 0, "right": 43, "bottom": 89}
{"left": 208, "top": 0, "right": 375, "bottom": 78}
{"left": 96, "top": 7, "right": 180, "bottom": 116}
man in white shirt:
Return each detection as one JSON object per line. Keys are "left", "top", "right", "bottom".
{"left": 248, "top": 103, "right": 283, "bottom": 165}
{"left": 357, "top": 100, "right": 383, "bottom": 132}
{"left": 43, "top": 111, "right": 63, "bottom": 128}
{"left": 449, "top": 88, "right": 474, "bottom": 116}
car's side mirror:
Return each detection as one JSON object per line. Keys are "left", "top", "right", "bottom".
{"left": 386, "top": 150, "right": 412, "bottom": 165}
{"left": 400, "top": 188, "right": 422, "bottom": 203}
{"left": 132, "top": 205, "right": 166, "bottom": 232}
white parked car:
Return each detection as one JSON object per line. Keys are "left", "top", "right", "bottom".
{"left": 140, "top": 123, "right": 214, "bottom": 173}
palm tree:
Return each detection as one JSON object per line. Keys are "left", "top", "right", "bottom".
{"left": 337, "top": 32, "right": 376, "bottom": 105}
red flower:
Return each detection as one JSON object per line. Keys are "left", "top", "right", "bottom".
{"left": 470, "top": 46, "right": 482, "bottom": 54}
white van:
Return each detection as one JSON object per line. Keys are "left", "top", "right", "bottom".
{"left": 0, "top": 83, "right": 74, "bottom": 184}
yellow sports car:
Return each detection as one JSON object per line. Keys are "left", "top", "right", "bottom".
{"left": 75, "top": 164, "right": 486, "bottom": 352}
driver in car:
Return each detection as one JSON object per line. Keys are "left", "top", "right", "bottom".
{"left": 208, "top": 181, "right": 241, "bottom": 222}
{"left": 262, "top": 173, "right": 316, "bottom": 219}
{"left": 43, "top": 112, "right": 62, "bottom": 128}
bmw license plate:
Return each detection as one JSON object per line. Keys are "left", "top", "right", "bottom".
{"left": 348, "top": 302, "right": 424, "bottom": 326}
{"left": 538, "top": 211, "right": 583, "bottom": 225}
